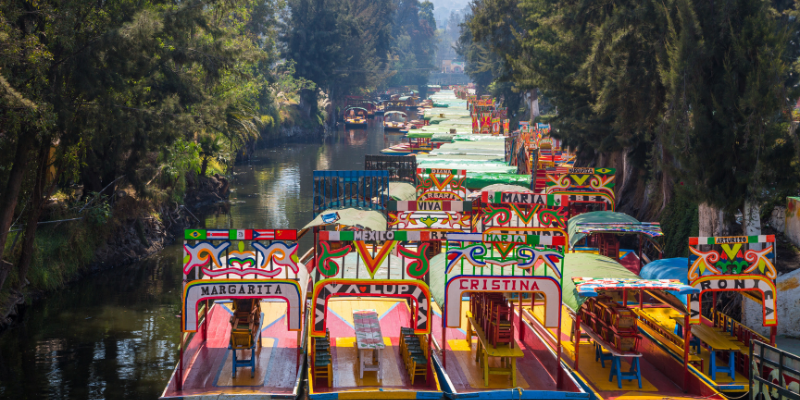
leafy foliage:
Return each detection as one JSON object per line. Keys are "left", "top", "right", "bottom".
{"left": 460, "top": 0, "right": 800, "bottom": 228}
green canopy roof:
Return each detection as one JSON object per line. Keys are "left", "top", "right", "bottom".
{"left": 301, "top": 207, "right": 387, "bottom": 231}
{"left": 567, "top": 211, "right": 639, "bottom": 248}
{"left": 406, "top": 131, "right": 434, "bottom": 139}
{"left": 561, "top": 253, "right": 640, "bottom": 311}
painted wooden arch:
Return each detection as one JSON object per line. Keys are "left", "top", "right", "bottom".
{"left": 552, "top": 191, "right": 615, "bottom": 212}
{"left": 688, "top": 275, "right": 777, "bottom": 326}
{"left": 444, "top": 275, "right": 561, "bottom": 328}
{"left": 545, "top": 168, "right": 616, "bottom": 199}
{"left": 688, "top": 235, "right": 778, "bottom": 326}
{"left": 182, "top": 279, "right": 302, "bottom": 332}
{"left": 310, "top": 279, "right": 432, "bottom": 337}
{"left": 416, "top": 168, "right": 468, "bottom": 201}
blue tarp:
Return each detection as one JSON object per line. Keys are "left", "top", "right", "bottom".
{"left": 639, "top": 258, "right": 690, "bottom": 284}
{"left": 639, "top": 257, "right": 705, "bottom": 305}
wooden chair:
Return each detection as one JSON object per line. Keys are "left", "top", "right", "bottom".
{"left": 312, "top": 330, "right": 333, "bottom": 387}
{"left": 313, "top": 354, "right": 332, "bottom": 387}
{"left": 490, "top": 304, "right": 513, "bottom": 347}
{"left": 408, "top": 353, "right": 427, "bottom": 385}
{"left": 229, "top": 319, "right": 257, "bottom": 378}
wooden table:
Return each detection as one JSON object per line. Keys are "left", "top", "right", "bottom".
{"left": 580, "top": 322, "right": 642, "bottom": 389}
{"left": 466, "top": 315, "right": 524, "bottom": 387}
{"left": 673, "top": 317, "right": 741, "bottom": 380}
{"left": 353, "top": 309, "right": 385, "bottom": 380}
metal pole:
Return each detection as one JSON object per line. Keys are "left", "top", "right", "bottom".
{"left": 770, "top": 325, "right": 777, "bottom": 346}
{"left": 574, "top": 312, "right": 581, "bottom": 373}
{"left": 518, "top": 292, "right": 524, "bottom": 343}
{"left": 639, "top": 290, "right": 644, "bottom": 310}
{"left": 683, "top": 314, "right": 691, "bottom": 390}
{"left": 427, "top": 332, "right": 433, "bottom": 384}
{"left": 442, "top": 310, "right": 447, "bottom": 369}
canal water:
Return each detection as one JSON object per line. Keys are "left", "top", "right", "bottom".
{"left": 0, "top": 119, "right": 401, "bottom": 399}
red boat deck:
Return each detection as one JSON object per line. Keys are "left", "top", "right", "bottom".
{"left": 161, "top": 301, "right": 301, "bottom": 399}
{"left": 309, "top": 298, "right": 439, "bottom": 395}
{"left": 431, "top": 301, "right": 576, "bottom": 395}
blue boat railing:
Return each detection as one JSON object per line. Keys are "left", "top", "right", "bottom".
{"left": 313, "top": 170, "right": 389, "bottom": 216}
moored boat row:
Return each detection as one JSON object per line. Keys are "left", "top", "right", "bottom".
{"left": 161, "top": 89, "right": 786, "bottom": 400}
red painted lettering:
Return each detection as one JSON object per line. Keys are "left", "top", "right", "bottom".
{"left": 471, "top": 280, "right": 479, "bottom": 290}
{"left": 483, "top": 280, "right": 487, "bottom": 290}
{"left": 503, "top": 280, "right": 511, "bottom": 290}
{"left": 492, "top": 280, "right": 500, "bottom": 290}
{"left": 512, "top": 281, "right": 516, "bottom": 290}
{"left": 520, "top": 281, "right": 529, "bottom": 291}
{"left": 460, "top": 279, "right": 469, "bottom": 290}
{"left": 531, "top": 282, "right": 540, "bottom": 290}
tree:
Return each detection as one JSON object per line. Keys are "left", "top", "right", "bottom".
{"left": 0, "top": 0, "right": 281, "bottom": 293}
{"left": 661, "top": 0, "right": 800, "bottom": 235}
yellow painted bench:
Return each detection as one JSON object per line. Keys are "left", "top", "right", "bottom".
{"left": 466, "top": 315, "right": 524, "bottom": 387}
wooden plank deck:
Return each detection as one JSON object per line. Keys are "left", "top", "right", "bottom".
{"left": 309, "top": 298, "right": 439, "bottom": 395}
{"left": 161, "top": 300, "right": 301, "bottom": 399}
{"left": 431, "top": 301, "right": 577, "bottom": 395}
{"left": 638, "top": 308, "right": 749, "bottom": 388}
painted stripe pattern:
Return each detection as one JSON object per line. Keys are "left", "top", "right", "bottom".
{"left": 318, "top": 230, "right": 451, "bottom": 241}
{"left": 183, "top": 229, "right": 298, "bottom": 241}
{"left": 689, "top": 235, "right": 775, "bottom": 245}
{"left": 446, "top": 232, "right": 566, "bottom": 245}
{"left": 388, "top": 200, "right": 472, "bottom": 212}
{"left": 416, "top": 168, "right": 467, "bottom": 175}
{"left": 481, "top": 192, "right": 570, "bottom": 207}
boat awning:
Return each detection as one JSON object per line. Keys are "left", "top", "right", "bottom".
{"left": 301, "top": 207, "right": 387, "bottom": 231}
{"left": 385, "top": 111, "right": 407, "bottom": 116}
{"left": 572, "top": 277, "right": 699, "bottom": 298}
{"left": 567, "top": 211, "right": 662, "bottom": 248}
{"left": 406, "top": 131, "right": 434, "bottom": 138}
{"left": 561, "top": 253, "right": 640, "bottom": 311}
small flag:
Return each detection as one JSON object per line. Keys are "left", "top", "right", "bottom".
{"left": 206, "top": 230, "right": 229, "bottom": 239}
{"left": 253, "top": 230, "right": 275, "bottom": 240}
{"left": 230, "top": 229, "right": 253, "bottom": 240}
{"left": 275, "top": 230, "right": 298, "bottom": 240}
{"left": 185, "top": 229, "right": 206, "bottom": 240}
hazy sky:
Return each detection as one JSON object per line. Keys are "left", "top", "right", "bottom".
{"left": 430, "top": 0, "right": 470, "bottom": 28}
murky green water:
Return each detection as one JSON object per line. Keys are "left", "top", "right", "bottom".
{"left": 0, "top": 120, "right": 398, "bottom": 399}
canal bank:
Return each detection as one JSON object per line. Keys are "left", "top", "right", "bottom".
{"left": 0, "top": 121, "right": 385, "bottom": 399}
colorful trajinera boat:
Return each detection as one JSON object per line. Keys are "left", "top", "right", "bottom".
{"left": 384, "top": 110, "right": 409, "bottom": 131}
{"left": 161, "top": 229, "right": 309, "bottom": 399}
{"left": 304, "top": 169, "right": 443, "bottom": 398}
{"left": 381, "top": 133, "right": 443, "bottom": 156}
{"left": 344, "top": 106, "right": 368, "bottom": 128}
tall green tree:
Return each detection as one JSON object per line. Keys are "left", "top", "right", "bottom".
{"left": 661, "top": 0, "right": 800, "bottom": 235}
{"left": 0, "top": 0, "right": 280, "bottom": 293}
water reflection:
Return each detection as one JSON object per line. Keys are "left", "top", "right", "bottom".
{"left": 0, "top": 118, "right": 393, "bottom": 400}
{"left": 0, "top": 250, "right": 182, "bottom": 399}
